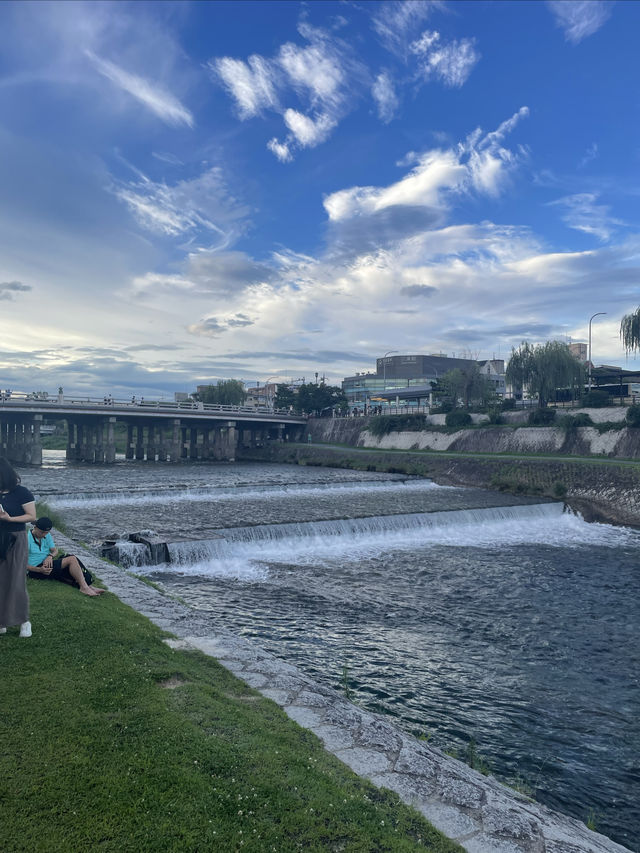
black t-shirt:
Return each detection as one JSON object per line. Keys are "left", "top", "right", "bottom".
{"left": 0, "top": 484, "right": 35, "bottom": 531}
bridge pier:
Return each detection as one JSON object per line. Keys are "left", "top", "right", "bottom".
{"left": 105, "top": 418, "right": 116, "bottom": 464}
{"left": 0, "top": 415, "right": 43, "bottom": 465}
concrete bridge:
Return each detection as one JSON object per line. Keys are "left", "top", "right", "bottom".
{"left": 0, "top": 393, "right": 306, "bottom": 465}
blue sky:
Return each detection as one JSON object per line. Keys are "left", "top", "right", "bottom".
{"left": 1, "top": 0, "right": 639, "bottom": 397}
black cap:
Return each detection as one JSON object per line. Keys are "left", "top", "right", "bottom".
{"left": 35, "top": 517, "right": 53, "bottom": 531}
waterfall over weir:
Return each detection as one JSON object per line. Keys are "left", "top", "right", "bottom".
{"left": 106, "top": 502, "right": 569, "bottom": 572}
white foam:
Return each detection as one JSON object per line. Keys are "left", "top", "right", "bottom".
{"left": 147, "top": 504, "right": 640, "bottom": 581}
{"left": 49, "top": 478, "right": 445, "bottom": 509}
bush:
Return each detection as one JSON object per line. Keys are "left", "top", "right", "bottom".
{"left": 528, "top": 408, "right": 557, "bottom": 425}
{"left": 501, "top": 398, "right": 517, "bottom": 411}
{"left": 432, "top": 400, "right": 454, "bottom": 414}
{"left": 581, "top": 390, "right": 610, "bottom": 408}
{"left": 552, "top": 481, "right": 568, "bottom": 498}
{"left": 626, "top": 404, "right": 640, "bottom": 428}
{"left": 445, "top": 410, "right": 472, "bottom": 428}
{"left": 557, "top": 413, "right": 593, "bottom": 431}
{"left": 487, "top": 409, "right": 505, "bottom": 425}
{"left": 368, "top": 414, "right": 428, "bottom": 437}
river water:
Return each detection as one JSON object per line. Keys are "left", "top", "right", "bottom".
{"left": 28, "top": 452, "right": 640, "bottom": 849}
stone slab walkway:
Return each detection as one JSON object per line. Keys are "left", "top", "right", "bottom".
{"left": 55, "top": 534, "right": 632, "bottom": 853}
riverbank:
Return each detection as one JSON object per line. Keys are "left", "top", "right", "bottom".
{"left": 3, "top": 534, "right": 630, "bottom": 853}
{"left": 0, "top": 562, "right": 459, "bottom": 853}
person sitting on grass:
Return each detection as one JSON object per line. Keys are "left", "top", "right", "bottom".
{"left": 27, "top": 517, "right": 105, "bottom": 597}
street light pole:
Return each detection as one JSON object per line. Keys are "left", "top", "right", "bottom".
{"left": 588, "top": 312, "right": 607, "bottom": 392}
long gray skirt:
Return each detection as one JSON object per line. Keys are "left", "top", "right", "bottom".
{"left": 0, "top": 530, "right": 29, "bottom": 627}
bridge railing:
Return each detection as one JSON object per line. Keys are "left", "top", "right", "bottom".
{"left": 0, "top": 391, "right": 304, "bottom": 419}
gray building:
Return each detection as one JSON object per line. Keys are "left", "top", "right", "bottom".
{"left": 343, "top": 354, "right": 504, "bottom": 411}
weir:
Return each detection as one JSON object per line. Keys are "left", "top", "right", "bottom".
{"left": 102, "top": 501, "right": 566, "bottom": 568}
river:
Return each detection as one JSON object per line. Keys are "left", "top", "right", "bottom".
{"left": 26, "top": 451, "right": 640, "bottom": 849}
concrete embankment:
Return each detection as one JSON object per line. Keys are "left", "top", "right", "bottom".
{"left": 240, "top": 410, "right": 640, "bottom": 528}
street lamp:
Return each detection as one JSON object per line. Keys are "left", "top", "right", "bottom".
{"left": 588, "top": 313, "right": 607, "bottom": 392}
{"left": 264, "top": 376, "right": 280, "bottom": 410}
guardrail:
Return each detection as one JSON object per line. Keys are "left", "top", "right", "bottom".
{"left": 0, "top": 392, "right": 304, "bottom": 418}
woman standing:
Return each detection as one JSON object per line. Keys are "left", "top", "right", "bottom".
{"left": 0, "top": 457, "right": 36, "bottom": 637}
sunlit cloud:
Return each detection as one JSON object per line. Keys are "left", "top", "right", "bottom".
{"left": 323, "top": 107, "right": 529, "bottom": 222}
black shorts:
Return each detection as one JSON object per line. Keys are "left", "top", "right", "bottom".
{"left": 28, "top": 556, "right": 93, "bottom": 589}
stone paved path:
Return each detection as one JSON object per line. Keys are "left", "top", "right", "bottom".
{"left": 57, "top": 534, "right": 632, "bottom": 853}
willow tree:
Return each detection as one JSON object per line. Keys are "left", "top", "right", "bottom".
{"left": 506, "top": 341, "right": 584, "bottom": 407}
{"left": 620, "top": 307, "right": 640, "bottom": 354}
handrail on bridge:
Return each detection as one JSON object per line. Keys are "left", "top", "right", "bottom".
{"left": 0, "top": 391, "right": 305, "bottom": 419}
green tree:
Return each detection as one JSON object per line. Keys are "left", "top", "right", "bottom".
{"left": 505, "top": 341, "right": 535, "bottom": 400}
{"left": 620, "top": 307, "right": 640, "bottom": 354}
{"left": 273, "top": 384, "right": 297, "bottom": 410}
{"left": 440, "top": 363, "right": 495, "bottom": 409}
{"left": 194, "top": 379, "right": 246, "bottom": 406}
{"left": 506, "top": 341, "right": 584, "bottom": 407}
{"left": 295, "top": 382, "right": 347, "bottom": 415}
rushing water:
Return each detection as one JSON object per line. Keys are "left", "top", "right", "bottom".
{"left": 29, "top": 451, "right": 640, "bottom": 849}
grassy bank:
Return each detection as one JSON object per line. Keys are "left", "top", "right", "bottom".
{"left": 0, "top": 578, "right": 461, "bottom": 853}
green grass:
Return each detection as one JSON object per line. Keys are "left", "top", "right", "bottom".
{"left": 0, "top": 580, "right": 461, "bottom": 853}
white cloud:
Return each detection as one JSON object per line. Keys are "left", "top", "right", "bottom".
{"left": 85, "top": 50, "right": 194, "bottom": 127}
{"left": 410, "top": 30, "right": 480, "bottom": 87}
{"left": 547, "top": 0, "right": 613, "bottom": 44}
{"left": 324, "top": 108, "right": 529, "bottom": 221}
{"left": 372, "top": 71, "right": 399, "bottom": 123}
{"left": 267, "top": 138, "right": 293, "bottom": 163}
{"left": 278, "top": 42, "right": 344, "bottom": 107}
{"left": 210, "top": 23, "right": 362, "bottom": 161}
{"left": 211, "top": 55, "right": 279, "bottom": 118}
{"left": 549, "top": 192, "right": 623, "bottom": 241}
{"left": 283, "top": 109, "right": 336, "bottom": 148}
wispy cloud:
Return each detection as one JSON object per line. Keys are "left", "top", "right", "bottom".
{"left": 112, "top": 166, "right": 250, "bottom": 245}
{"left": 549, "top": 192, "right": 623, "bottom": 241}
{"left": 578, "top": 142, "right": 599, "bottom": 169}
{"left": 547, "top": 0, "right": 613, "bottom": 44}
{"left": 372, "top": 71, "right": 399, "bottom": 123}
{"left": 372, "top": 0, "right": 439, "bottom": 57}
{"left": 213, "top": 55, "right": 280, "bottom": 118}
{"left": 0, "top": 280, "right": 31, "bottom": 300}
{"left": 410, "top": 30, "right": 479, "bottom": 87}
{"left": 85, "top": 50, "right": 194, "bottom": 127}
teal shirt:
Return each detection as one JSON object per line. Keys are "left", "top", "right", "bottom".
{"left": 28, "top": 530, "right": 55, "bottom": 567}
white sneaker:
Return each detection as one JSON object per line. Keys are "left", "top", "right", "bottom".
{"left": 0, "top": 627, "right": 6, "bottom": 634}
{"left": 19, "top": 621, "right": 32, "bottom": 638}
